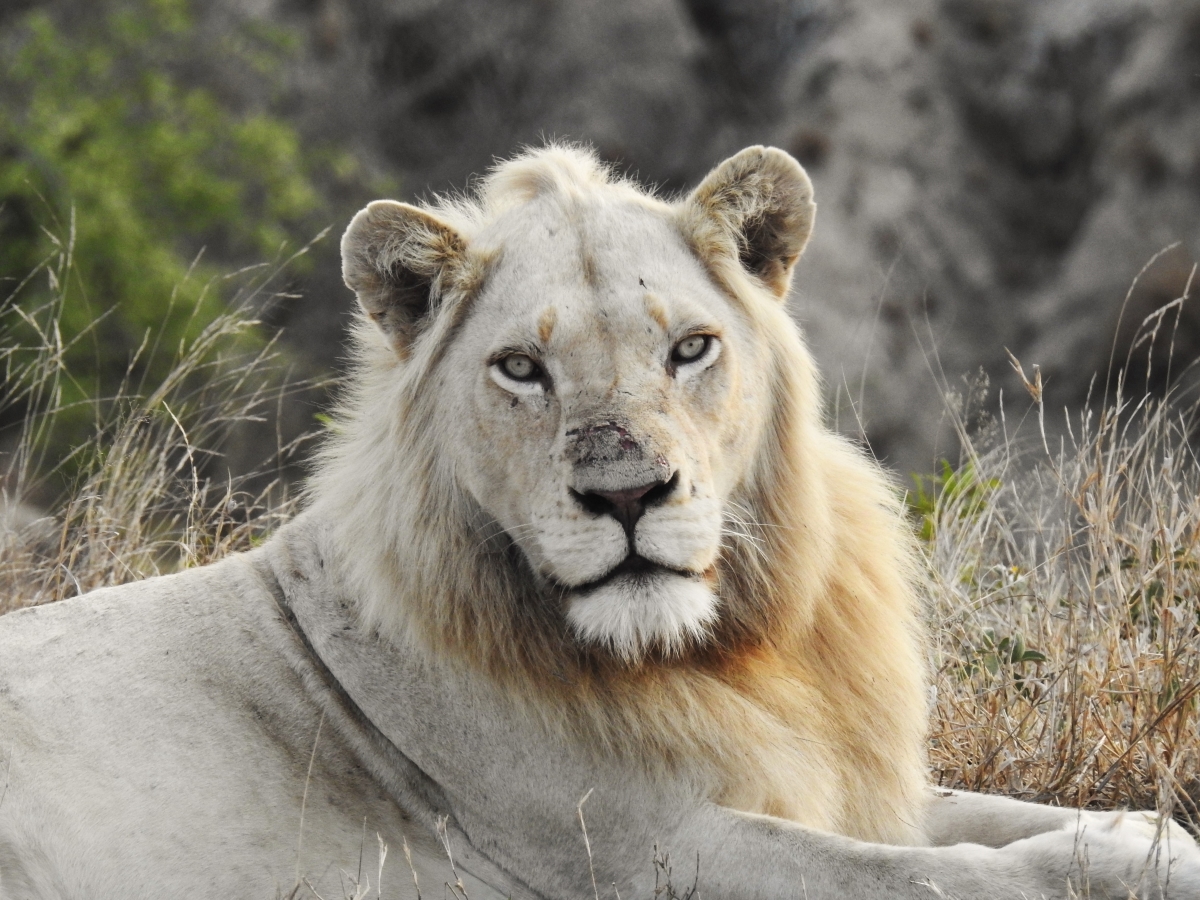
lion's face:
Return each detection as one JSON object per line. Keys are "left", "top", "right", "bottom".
{"left": 438, "top": 198, "right": 773, "bottom": 658}
{"left": 339, "top": 145, "right": 816, "bottom": 661}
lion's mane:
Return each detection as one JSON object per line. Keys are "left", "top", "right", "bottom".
{"left": 309, "top": 146, "right": 929, "bottom": 845}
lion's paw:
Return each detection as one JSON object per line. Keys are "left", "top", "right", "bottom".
{"left": 1081, "top": 809, "right": 1200, "bottom": 858}
{"left": 1002, "top": 816, "right": 1200, "bottom": 899}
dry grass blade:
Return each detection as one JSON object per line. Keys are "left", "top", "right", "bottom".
{"left": 435, "top": 816, "right": 471, "bottom": 900}
{"left": 577, "top": 789, "right": 600, "bottom": 900}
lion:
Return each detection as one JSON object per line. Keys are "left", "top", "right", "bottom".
{"left": 0, "top": 144, "right": 1197, "bottom": 900}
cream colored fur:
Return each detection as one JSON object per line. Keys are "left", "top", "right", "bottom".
{"left": 0, "top": 145, "right": 1197, "bottom": 899}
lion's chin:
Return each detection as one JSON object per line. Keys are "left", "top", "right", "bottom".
{"left": 565, "top": 570, "right": 718, "bottom": 662}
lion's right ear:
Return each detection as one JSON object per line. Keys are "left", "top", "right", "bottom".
{"left": 341, "top": 200, "right": 468, "bottom": 354}
{"left": 680, "top": 146, "right": 815, "bottom": 300}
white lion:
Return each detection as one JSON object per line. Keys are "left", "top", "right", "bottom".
{"left": 0, "top": 145, "right": 1197, "bottom": 900}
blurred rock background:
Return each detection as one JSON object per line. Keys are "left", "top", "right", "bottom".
{"left": 3, "top": 0, "right": 1199, "bottom": 477}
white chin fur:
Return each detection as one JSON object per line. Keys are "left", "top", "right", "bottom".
{"left": 565, "top": 574, "right": 718, "bottom": 662}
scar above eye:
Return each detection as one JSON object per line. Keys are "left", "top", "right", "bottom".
{"left": 643, "top": 293, "right": 669, "bottom": 332}
{"left": 537, "top": 306, "right": 558, "bottom": 345}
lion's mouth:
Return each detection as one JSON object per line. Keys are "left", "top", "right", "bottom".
{"left": 572, "top": 554, "right": 698, "bottom": 593}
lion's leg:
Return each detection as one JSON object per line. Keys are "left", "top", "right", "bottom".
{"left": 925, "top": 787, "right": 1199, "bottom": 854}
{"left": 924, "top": 788, "right": 1085, "bottom": 846}
{"left": 668, "top": 802, "right": 1200, "bottom": 900}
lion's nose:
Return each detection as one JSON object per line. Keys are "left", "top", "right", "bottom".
{"left": 573, "top": 474, "right": 678, "bottom": 536}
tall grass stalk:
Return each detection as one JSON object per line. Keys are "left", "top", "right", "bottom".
{"left": 0, "top": 220, "right": 323, "bottom": 611}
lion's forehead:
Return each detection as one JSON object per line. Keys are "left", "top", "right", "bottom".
{"left": 472, "top": 197, "right": 730, "bottom": 353}
{"left": 481, "top": 191, "right": 680, "bottom": 261}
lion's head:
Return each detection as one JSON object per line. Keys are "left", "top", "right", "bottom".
{"left": 324, "top": 145, "right": 821, "bottom": 663}
{"left": 314, "top": 144, "right": 927, "bottom": 840}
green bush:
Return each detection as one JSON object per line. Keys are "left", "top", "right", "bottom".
{"left": 0, "top": 0, "right": 321, "bottom": 419}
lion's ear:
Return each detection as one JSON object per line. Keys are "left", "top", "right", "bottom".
{"left": 341, "top": 200, "right": 468, "bottom": 353}
{"left": 681, "top": 146, "right": 816, "bottom": 300}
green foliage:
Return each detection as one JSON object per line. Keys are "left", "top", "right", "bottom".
{"left": 1118, "top": 541, "right": 1200, "bottom": 638}
{"left": 908, "top": 459, "right": 1002, "bottom": 542}
{"left": 0, "top": 0, "right": 321, "bottom": 421}
{"left": 957, "top": 629, "right": 1047, "bottom": 701}
{"left": 961, "top": 629, "right": 1048, "bottom": 676}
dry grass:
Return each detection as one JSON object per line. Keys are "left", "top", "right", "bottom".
{"left": 924, "top": 271, "right": 1200, "bottom": 833}
{"left": 0, "top": 221, "right": 321, "bottom": 610}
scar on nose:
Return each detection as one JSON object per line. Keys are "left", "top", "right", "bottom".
{"left": 644, "top": 293, "right": 669, "bottom": 332}
{"left": 537, "top": 306, "right": 558, "bottom": 344}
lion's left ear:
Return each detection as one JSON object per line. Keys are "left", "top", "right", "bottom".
{"left": 680, "top": 146, "right": 816, "bottom": 300}
{"left": 341, "top": 200, "right": 469, "bottom": 355}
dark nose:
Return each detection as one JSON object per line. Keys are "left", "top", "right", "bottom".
{"left": 573, "top": 474, "right": 678, "bottom": 536}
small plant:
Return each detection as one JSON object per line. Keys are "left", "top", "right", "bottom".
{"left": 909, "top": 458, "right": 1001, "bottom": 543}
{"left": 959, "top": 629, "right": 1048, "bottom": 678}
{"left": 956, "top": 628, "right": 1048, "bottom": 703}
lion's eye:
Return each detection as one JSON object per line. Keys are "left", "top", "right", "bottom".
{"left": 500, "top": 354, "right": 541, "bottom": 381}
{"left": 672, "top": 335, "right": 710, "bottom": 363}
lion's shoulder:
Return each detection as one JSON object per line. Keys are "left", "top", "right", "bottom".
{"left": 0, "top": 549, "right": 286, "bottom": 736}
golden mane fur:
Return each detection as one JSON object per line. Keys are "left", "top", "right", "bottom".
{"left": 310, "top": 145, "right": 930, "bottom": 845}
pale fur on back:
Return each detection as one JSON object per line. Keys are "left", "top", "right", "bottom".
{"left": 308, "top": 144, "right": 931, "bottom": 844}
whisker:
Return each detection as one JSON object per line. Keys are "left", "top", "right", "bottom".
{"left": 720, "top": 526, "right": 768, "bottom": 562}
